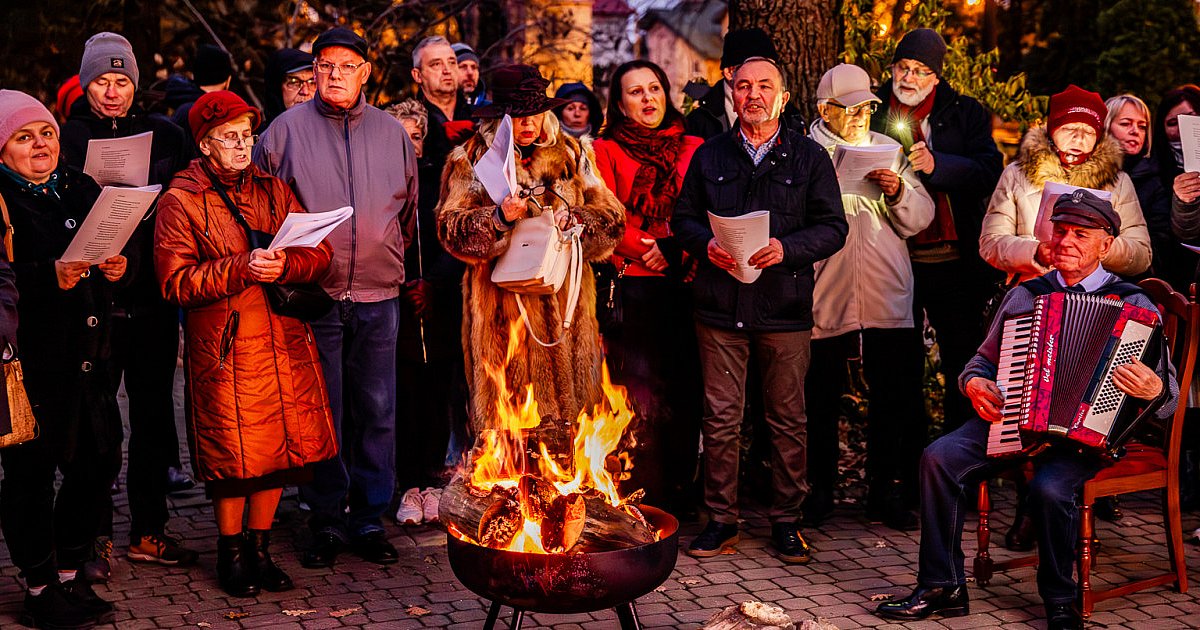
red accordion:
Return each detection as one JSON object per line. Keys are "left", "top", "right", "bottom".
{"left": 987, "top": 292, "right": 1161, "bottom": 458}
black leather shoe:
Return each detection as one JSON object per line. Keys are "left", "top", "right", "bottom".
{"left": 351, "top": 531, "right": 399, "bottom": 565}
{"left": 301, "top": 531, "right": 343, "bottom": 569}
{"left": 247, "top": 529, "right": 293, "bottom": 592}
{"left": 875, "top": 585, "right": 969, "bottom": 620}
{"left": 61, "top": 578, "right": 115, "bottom": 620}
{"left": 1005, "top": 513, "right": 1036, "bottom": 551}
{"left": 867, "top": 480, "right": 919, "bottom": 531}
{"left": 1094, "top": 496, "right": 1122, "bottom": 522}
{"left": 771, "top": 522, "right": 811, "bottom": 564}
{"left": 216, "top": 533, "right": 259, "bottom": 598}
{"left": 1046, "top": 602, "right": 1083, "bottom": 630}
{"left": 685, "top": 521, "right": 738, "bottom": 558}
{"left": 22, "top": 582, "right": 100, "bottom": 630}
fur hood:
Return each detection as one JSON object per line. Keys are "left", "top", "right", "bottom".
{"left": 1016, "top": 126, "right": 1123, "bottom": 190}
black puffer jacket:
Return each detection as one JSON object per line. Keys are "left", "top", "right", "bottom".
{"left": 672, "top": 122, "right": 847, "bottom": 332}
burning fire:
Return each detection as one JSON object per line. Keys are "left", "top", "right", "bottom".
{"left": 461, "top": 320, "right": 648, "bottom": 553}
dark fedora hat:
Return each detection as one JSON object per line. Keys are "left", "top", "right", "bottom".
{"left": 472, "top": 64, "right": 570, "bottom": 119}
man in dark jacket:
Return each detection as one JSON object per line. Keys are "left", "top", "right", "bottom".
{"left": 686, "top": 28, "right": 805, "bottom": 140}
{"left": 870, "top": 28, "right": 1004, "bottom": 439}
{"left": 59, "top": 31, "right": 197, "bottom": 570}
{"left": 673, "top": 57, "right": 847, "bottom": 565}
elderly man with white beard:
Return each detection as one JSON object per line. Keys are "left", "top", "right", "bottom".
{"left": 870, "top": 28, "right": 1005, "bottom": 446}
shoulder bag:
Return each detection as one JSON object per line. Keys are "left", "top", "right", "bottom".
{"left": 0, "top": 194, "right": 38, "bottom": 448}
{"left": 490, "top": 210, "right": 584, "bottom": 347}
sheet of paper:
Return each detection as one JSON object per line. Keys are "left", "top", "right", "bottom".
{"left": 707, "top": 210, "right": 770, "bottom": 284}
{"left": 1179, "top": 114, "right": 1200, "bottom": 174}
{"left": 833, "top": 144, "right": 901, "bottom": 197}
{"left": 1033, "top": 182, "right": 1113, "bottom": 242}
{"left": 267, "top": 206, "right": 354, "bottom": 250}
{"left": 473, "top": 115, "right": 517, "bottom": 205}
{"left": 61, "top": 184, "right": 162, "bottom": 263}
{"left": 83, "top": 131, "right": 152, "bottom": 187}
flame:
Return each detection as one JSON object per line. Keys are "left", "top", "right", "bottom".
{"left": 462, "top": 318, "right": 643, "bottom": 552}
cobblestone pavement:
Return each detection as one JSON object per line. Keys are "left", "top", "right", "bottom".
{"left": 0, "top": 374, "right": 1196, "bottom": 629}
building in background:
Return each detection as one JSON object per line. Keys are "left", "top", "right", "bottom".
{"left": 636, "top": 0, "right": 725, "bottom": 109}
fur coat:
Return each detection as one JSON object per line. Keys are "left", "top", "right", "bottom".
{"left": 980, "top": 127, "right": 1151, "bottom": 280}
{"left": 436, "top": 129, "right": 625, "bottom": 430}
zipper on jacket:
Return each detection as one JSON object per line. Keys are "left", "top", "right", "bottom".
{"left": 343, "top": 112, "right": 357, "bottom": 303}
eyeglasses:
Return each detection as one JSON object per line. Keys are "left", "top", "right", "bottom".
{"left": 314, "top": 61, "right": 365, "bottom": 75}
{"left": 282, "top": 76, "right": 316, "bottom": 90}
{"left": 518, "top": 184, "right": 571, "bottom": 211}
{"left": 828, "top": 101, "right": 878, "bottom": 117}
{"left": 207, "top": 134, "right": 258, "bottom": 149}
{"left": 893, "top": 64, "right": 935, "bottom": 80}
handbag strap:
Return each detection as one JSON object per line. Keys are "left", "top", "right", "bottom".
{"left": 514, "top": 227, "right": 584, "bottom": 348}
{"left": 204, "top": 166, "right": 256, "bottom": 243}
{"left": 0, "top": 192, "right": 12, "bottom": 263}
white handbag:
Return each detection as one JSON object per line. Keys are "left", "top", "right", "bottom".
{"left": 490, "top": 210, "right": 584, "bottom": 347}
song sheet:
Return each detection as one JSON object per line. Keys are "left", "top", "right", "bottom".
{"left": 1034, "top": 182, "right": 1112, "bottom": 242}
{"left": 833, "top": 144, "right": 901, "bottom": 198}
{"left": 707, "top": 210, "right": 770, "bottom": 284}
{"left": 1179, "top": 114, "right": 1200, "bottom": 174}
{"left": 61, "top": 184, "right": 162, "bottom": 263}
{"left": 474, "top": 115, "right": 518, "bottom": 205}
{"left": 268, "top": 206, "right": 354, "bottom": 250}
{"left": 83, "top": 131, "right": 152, "bottom": 187}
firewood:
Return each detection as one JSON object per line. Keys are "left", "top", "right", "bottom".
{"left": 575, "top": 495, "right": 657, "bottom": 550}
{"left": 540, "top": 493, "right": 586, "bottom": 552}
{"left": 701, "top": 602, "right": 801, "bottom": 630}
{"left": 479, "top": 493, "right": 522, "bottom": 548}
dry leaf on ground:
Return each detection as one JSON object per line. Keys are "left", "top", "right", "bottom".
{"left": 196, "top": 624, "right": 212, "bottom": 628}
{"left": 223, "top": 611, "right": 249, "bottom": 620}
{"left": 330, "top": 607, "right": 362, "bottom": 618}
{"left": 406, "top": 606, "right": 432, "bottom": 617}
{"left": 874, "top": 540, "right": 888, "bottom": 548}
{"left": 868, "top": 593, "right": 893, "bottom": 601}
{"left": 423, "top": 555, "right": 438, "bottom": 564}
{"left": 282, "top": 609, "right": 317, "bottom": 617}
{"left": 678, "top": 577, "right": 703, "bottom": 586}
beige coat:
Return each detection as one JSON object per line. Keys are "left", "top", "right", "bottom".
{"left": 979, "top": 127, "right": 1151, "bottom": 281}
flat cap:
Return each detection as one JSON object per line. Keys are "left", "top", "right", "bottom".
{"left": 1050, "top": 188, "right": 1121, "bottom": 234}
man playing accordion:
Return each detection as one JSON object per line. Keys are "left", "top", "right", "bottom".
{"left": 875, "top": 189, "right": 1178, "bottom": 630}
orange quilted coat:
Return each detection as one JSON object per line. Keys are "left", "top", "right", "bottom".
{"left": 154, "top": 159, "right": 338, "bottom": 482}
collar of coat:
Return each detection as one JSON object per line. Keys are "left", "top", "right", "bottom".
{"left": 717, "top": 118, "right": 798, "bottom": 165}
{"left": 872, "top": 80, "right": 963, "bottom": 131}
{"left": 314, "top": 91, "right": 367, "bottom": 121}
{"left": 169, "top": 158, "right": 271, "bottom": 195}
{"left": 1016, "top": 126, "right": 1122, "bottom": 190}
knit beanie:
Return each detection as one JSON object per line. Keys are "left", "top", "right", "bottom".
{"left": 188, "top": 90, "right": 260, "bottom": 145}
{"left": 0, "top": 90, "right": 59, "bottom": 145}
{"left": 193, "top": 44, "right": 233, "bottom": 87}
{"left": 56, "top": 75, "right": 83, "bottom": 119}
{"left": 80, "top": 32, "right": 140, "bottom": 88}
{"left": 452, "top": 42, "right": 479, "bottom": 65}
{"left": 720, "top": 28, "right": 778, "bottom": 69}
{"left": 891, "top": 28, "right": 947, "bottom": 76}
{"left": 1048, "top": 85, "right": 1107, "bottom": 138}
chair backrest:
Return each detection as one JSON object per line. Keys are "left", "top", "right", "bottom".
{"left": 1136, "top": 278, "right": 1199, "bottom": 471}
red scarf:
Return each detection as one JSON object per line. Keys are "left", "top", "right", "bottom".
{"left": 609, "top": 114, "right": 686, "bottom": 220}
{"left": 890, "top": 92, "right": 958, "bottom": 247}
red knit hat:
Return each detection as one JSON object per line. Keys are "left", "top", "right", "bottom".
{"left": 188, "top": 90, "right": 260, "bottom": 144}
{"left": 1047, "top": 85, "right": 1107, "bottom": 138}
{"left": 56, "top": 75, "right": 83, "bottom": 119}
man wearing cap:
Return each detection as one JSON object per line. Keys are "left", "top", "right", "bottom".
{"left": 875, "top": 190, "right": 1176, "bottom": 630}
{"left": 263, "top": 48, "right": 316, "bottom": 125}
{"left": 804, "top": 63, "right": 934, "bottom": 531}
{"left": 673, "top": 57, "right": 847, "bottom": 564}
{"left": 170, "top": 44, "right": 236, "bottom": 145}
{"left": 685, "top": 27, "right": 806, "bottom": 140}
{"left": 452, "top": 42, "right": 489, "bottom": 107}
{"left": 870, "top": 28, "right": 1005, "bottom": 436}
{"left": 253, "top": 26, "right": 418, "bottom": 568}
{"left": 59, "top": 31, "right": 198, "bottom": 571}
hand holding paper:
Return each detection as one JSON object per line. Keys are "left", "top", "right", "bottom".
{"left": 267, "top": 206, "right": 353, "bottom": 250}
{"left": 474, "top": 115, "right": 518, "bottom": 205}
{"left": 833, "top": 144, "right": 901, "bottom": 197}
{"left": 61, "top": 184, "right": 162, "bottom": 264}
{"left": 1178, "top": 114, "right": 1200, "bottom": 174}
{"left": 707, "top": 210, "right": 771, "bottom": 283}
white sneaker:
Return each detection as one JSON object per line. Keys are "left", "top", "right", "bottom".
{"left": 421, "top": 487, "right": 442, "bottom": 523}
{"left": 396, "top": 488, "right": 424, "bottom": 525}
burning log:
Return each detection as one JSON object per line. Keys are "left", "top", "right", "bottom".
{"left": 440, "top": 476, "right": 656, "bottom": 552}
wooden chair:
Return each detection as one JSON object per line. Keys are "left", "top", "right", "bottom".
{"left": 973, "top": 278, "right": 1195, "bottom": 617}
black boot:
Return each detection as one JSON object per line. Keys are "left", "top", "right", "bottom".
{"left": 216, "top": 533, "right": 259, "bottom": 597}
{"left": 866, "top": 479, "right": 918, "bottom": 531}
{"left": 247, "top": 529, "right": 293, "bottom": 592}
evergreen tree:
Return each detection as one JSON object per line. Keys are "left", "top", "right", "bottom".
{"left": 1094, "top": 0, "right": 1200, "bottom": 111}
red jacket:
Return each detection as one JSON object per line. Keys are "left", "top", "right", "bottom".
{"left": 593, "top": 135, "right": 704, "bottom": 277}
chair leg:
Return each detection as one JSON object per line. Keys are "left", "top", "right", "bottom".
{"left": 975, "top": 480, "right": 994, "bottom": 586}
{"left": 1164, "top": 487, "right": 1189, "bottom": 593}
{"left": 1078, "top": 502, "right": 1095, "bottom": 618}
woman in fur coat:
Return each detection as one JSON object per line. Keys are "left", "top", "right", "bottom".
{"left": 436, "top": 65, "right": 624, "bottom": 431}
{"left": 980, "top": 85, "right": 1151, "bottom": 282}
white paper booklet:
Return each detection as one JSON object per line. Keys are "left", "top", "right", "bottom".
{"left": 707, "top": 210, "right": 770, "bottom": 284}
{"left": 1034, "top": 182, "right": 1112, "bottom": 241}
{"left": 61, "top": 184, "right": 162, "bottom": 263}
{"left": 267, "top": 206, "right": 354, "bottom": 250}
{"left": 1179, "top": 114, "right": 1200, "bottom": 174}
{"left": 474, "top": 115, "right": 518, "bottom": 205}
{"left": 83, "top": 131, "right": 153, "bottom": 187}
{"left": 833, "top": 144, "right": 901, "bottom": 198}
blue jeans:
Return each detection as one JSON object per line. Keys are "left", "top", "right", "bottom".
{"left": 302, "top": 298, "right": 399, "bottom": 539}
{"left": 918, "top": 418, "right": 1102, "bottom": 604}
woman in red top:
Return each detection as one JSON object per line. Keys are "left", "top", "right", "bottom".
{"left": 593, "top": 60, "right": 704, "bottom": 516}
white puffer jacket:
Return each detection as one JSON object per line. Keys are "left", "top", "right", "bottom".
{"left": 809, "top": 122, "right": 935, "bottom": 339}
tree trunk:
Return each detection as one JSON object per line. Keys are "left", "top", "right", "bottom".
{"left": 728, "top": 0, "right": 841, "bottom": 124}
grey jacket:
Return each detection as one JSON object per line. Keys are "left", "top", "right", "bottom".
{"left": 253, "top": 94, "right": 418, "bottom": 302}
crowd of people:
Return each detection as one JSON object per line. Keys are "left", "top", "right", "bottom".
{"left": 0, "top": 20, "right": 1196, "bottom": 630}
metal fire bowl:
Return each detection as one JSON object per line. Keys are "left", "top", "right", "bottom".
{"left": 446, "top": 505, "right": 680, "bottom": 615}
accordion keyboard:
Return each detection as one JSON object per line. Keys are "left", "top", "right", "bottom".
{"left": 987, "top": 314, "right": 1034, "bottom": 457}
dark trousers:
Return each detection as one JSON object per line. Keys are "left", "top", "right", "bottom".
{"left": 695, "top": 322, "right": 810, "bottom": 524}
{"left": 605, "top": 276, "right": 702, "bottom": 512}
{"left": 912, "top": 260, "right": 991, "bottom": 432}
{"left": 0, "top": 430, "right": 120, "bottom": 587}
{"left": 396, "top": 356, "right": 466, "bottom": 490}
{"left": 919, "top": 418, "right": 1103, "bottom": 604}
{"left": 108, "top": 305, "right": 182, "bottom": 542}
{"left": 303, "top": 298, "right": 398, "bottom": 538}
{"left": 806, "top": 328, "right": 927, "bottom": 508}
